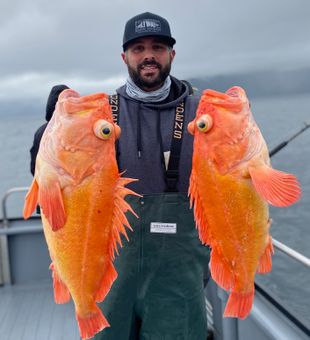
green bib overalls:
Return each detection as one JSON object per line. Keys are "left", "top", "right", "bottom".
{"left": 93, "top": 94, "right": 210, "bottom": 339}
{"left": 93, "top": 194, "right": 210, "bottom": 340}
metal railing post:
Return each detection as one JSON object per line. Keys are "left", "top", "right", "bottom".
{"left": 0, "top": 187, "right": 29, "bottom": 285}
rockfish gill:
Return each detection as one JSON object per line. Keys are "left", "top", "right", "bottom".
{"left": 23, "top": 89, "right": 139, "bottom": 339}
{"left": 187, "top": 86, "right": 301, "bottom": 319}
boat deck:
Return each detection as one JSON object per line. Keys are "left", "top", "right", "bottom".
{"left": 0, "top": 281, "right": 79, "bottom": 340}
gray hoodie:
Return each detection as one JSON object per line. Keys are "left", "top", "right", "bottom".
{"left": 115, "top": 76, "right": 200, "bottom": 195}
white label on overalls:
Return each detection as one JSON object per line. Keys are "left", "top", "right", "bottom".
{"left": 150, "top": 222, "right": 177, "bottom": 234}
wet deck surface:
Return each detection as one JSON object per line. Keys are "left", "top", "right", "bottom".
{"left": 0, "top": 281, "right": 80, "bottom": 340}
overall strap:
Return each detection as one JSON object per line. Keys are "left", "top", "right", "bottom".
{"left": 165, "top": 80, "right": 193, "bottom": 191}
{"left": 109, "top": 94, "right": 120, "bottom": 124}
{"left": 165, "top": 99, "right": 186, "bottom": 192}
{"left": 109, "top": 94, "right": 120, "bottom": 162}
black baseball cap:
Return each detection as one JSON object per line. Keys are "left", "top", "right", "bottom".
{"left": 122, "top": 12, "right": 176, "bottom": 51}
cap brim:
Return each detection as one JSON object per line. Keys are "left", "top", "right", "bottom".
{"left": 123, "top": 35, "right": 176, "bottom": 51}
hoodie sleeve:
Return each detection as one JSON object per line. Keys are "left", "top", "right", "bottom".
{"left": 30, "top": 84, "right": 69, "bottom": 175}
{"left": 30, "top": 123, "right": 47, "bottom": 175}
{"left": 45, "top": 84, "right": 69, "bottom": 121}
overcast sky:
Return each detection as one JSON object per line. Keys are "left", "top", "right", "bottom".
{"left": 1, "top": 0, "right": 309, "bottom": 101}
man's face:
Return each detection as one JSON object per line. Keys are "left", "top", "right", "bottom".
{"left": 121, "top": 37, "right": 176, "bottom": 92}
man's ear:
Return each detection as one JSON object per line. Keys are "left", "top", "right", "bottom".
{"left": 170, "top": 49, "right": 176, "bottom": 62}
{"left": 121, "top": 52, "right": 128, "bottom": 65}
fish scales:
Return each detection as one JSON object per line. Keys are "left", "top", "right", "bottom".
{"left": 43, "top": 167, "right": 117, "bottom": 308}
{"left": 191, "top": 160, "right": 269, "bottom": 283}
{"left": 188, "top": 86, "right": 301, "bottom": 319}
{"left": 23, "top": 89, "right": 139, "bottom": 339}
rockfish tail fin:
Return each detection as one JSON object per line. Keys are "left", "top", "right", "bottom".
{"left": 39, "top": 181, "right": 66, "bottom": 231}
{"left": 248, "top": 166, "right": 301, "bottom": 207}
{"left": 23, "top": 179, "right": 39, "bottom": 219}
{"left": 224, "top": 289, "right": 254, "bottom": 319}
{"left": 50, "top": 263, "right": 71, "bottom": 304}
{"left": 76, "top": 305, "right": 109, "bottom": 340}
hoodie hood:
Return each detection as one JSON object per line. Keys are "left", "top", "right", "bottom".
{"left": 45, "top": 84, "right": 69, "bottom": 121}
{"left": 116, "top": 76, "right": 189, "bottom": 109}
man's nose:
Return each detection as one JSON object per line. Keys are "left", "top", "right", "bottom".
{"left": 142, "top": 47, "right": 156, "bottom": 60}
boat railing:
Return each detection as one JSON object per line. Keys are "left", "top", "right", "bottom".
{"left": 0, "top": 187, "right": 42, "bottom": 285}
{"left": 1, "top": 187, "right": 42, "bottom": 234}
{"left": 1, "top": 187, "right": 29, "bottom": 227}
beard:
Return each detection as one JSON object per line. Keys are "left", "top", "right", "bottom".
{"left": 128, "top": 60, "right": 171, "bottom": 91}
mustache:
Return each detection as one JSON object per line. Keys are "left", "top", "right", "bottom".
{"left": 138, "top": 60, "right": 162, "bottom": 70}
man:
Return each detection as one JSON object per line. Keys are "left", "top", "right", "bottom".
{"left": 94, "top": 12, "right": 210, "bottom": 340}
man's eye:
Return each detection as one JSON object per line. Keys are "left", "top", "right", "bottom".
{"left": 154, "top": 45, "right": 165, "bottom": 51}
{"left": 133, "top": 46, "right": 144, "bottom": 52}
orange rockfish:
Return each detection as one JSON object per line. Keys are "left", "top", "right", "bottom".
{"left": 23, "top": 89, "right": 139, "bottom": 339}
{"left": 188, "top": 86, "right": 301, "bottom": 319}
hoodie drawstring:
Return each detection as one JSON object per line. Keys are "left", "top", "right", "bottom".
{"left": 137, "top": 105, "right": 142, "bottom": 159}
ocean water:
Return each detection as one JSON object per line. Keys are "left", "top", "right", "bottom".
{"left": 0, "top": 92, "right": 309, "bottom": 327}
{"left": 249, "top": 93, "right": 310, "bottom": 328}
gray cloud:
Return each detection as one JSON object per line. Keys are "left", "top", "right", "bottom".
{"left": 1, "top": 0, "right": 309, "bottom": 100}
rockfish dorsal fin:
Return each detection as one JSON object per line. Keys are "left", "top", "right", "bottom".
{"left": 188, "top": 173, "right": 210, "bottom": 244}
{"left": 248, "top": 166, "right": 301, "bottom": 207}
{"left": 109, "top": 176, "right": 141, "bottom": 259}
{"left": 94, "top": 176, "right": 140, "bottom": 307}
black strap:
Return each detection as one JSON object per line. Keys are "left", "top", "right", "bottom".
{"left": 164, "top": 80, "right": 193, "bottom": 191}
{"left": 109, "top": 94, "right": 120, "bottom": 163}
{"left": 109, "top": 94, "right": 120, "bottom": 124}
{"left": 165, "top": 100, "right": 186, "bottom": 192}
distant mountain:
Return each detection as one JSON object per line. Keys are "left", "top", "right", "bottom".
{"left": 1, "top": 68, "right": 310, "bottom": 118}
{"left": 0, "top": 99, "right": 43, "bottom": 118}
{"left": 188, "top": 68, "right": 310, "bottom": 98}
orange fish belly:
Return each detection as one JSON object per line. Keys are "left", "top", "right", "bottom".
{"left": 42, "top": 164, "right": 125, "bottom": 338}
{"left": 190, "top": 158, "right": 272, "bottom": 319}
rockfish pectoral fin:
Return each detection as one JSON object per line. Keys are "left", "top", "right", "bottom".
{"left": 248, "top": 165, "right": 301, "bottom": 207}
{"left": 39, "top": 181, "right": 66, "bottom": 231}
{"left": 49, "top": 263, "right": 71, "bottom": 304}
{"left": 23, "top": 178, "right": 39, "bottom": 219}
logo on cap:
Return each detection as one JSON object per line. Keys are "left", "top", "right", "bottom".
{"left": 135, "top": 19, "right": 161, "bottom": 33}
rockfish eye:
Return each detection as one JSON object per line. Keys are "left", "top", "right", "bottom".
{"left": 93, "top": 119, "right": 114, "bottom": 140}
{"left": 101, "top": 127, "right": 111, "bottom": 136}
{"left": 196, "top": 114, "right": 213, "bottom": 133}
